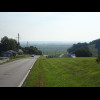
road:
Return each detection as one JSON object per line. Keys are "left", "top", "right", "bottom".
{"left": 59, "top": 54, "right": 64, "bottom": 57}
{"left": 0, "top": 55, "right": 40, "bottom": 87}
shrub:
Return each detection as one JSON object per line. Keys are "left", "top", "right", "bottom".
{"left": 96, "top": 55, "right": 100, "bottom": 63}
{"left": 75, "top": 48, "right": 92, "bottom": 57}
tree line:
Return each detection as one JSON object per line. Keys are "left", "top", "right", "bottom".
{"left": 67, "top": 38, "right": 100, "bottom": 57}
{"left": 22, "top": 46, "right": 42, "bottom": 55}
{"left": 0, "top": 36, "right": 42, "bottom": 56}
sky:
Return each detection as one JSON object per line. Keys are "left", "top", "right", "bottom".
{"left": 0, "top": 12, "right": 100, "bottom": 43}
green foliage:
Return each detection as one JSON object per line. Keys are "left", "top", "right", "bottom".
{"left": 88, "top": 44, "right": 98, "bottom": 57}
{"left": 75, "top": 48, "right": 92, "bottom": 57}
{"left": 0, "top": 36, "right": 42, "bottom": 56}
{"left": 67, "top": 42, "right": 89, "bottom": 54}
{"left": 8, "top": 39, "right": 18, "bottom": 51}
{"left": 90, "top": 38, "right": 100, "bottom": 55}
{"left": 67, "top": 38, "right": 100, "bottom": 56}
{"left": 0, "top": 36, "right": 19, "bottom": 52}
{"left": 22, "top": 46, "right": 42, "bottom": 55}
{"left": 1, "top": 36, "right": 9, "bottom": 51}
{"left": 96, "top": 55, "right": 100, "bottom": 63}
{"left": 90, "top": 38, "right": 100, "bottom": 47}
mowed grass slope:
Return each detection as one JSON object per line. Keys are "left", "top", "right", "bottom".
{"left": 22, "top": 56, "right": 100, "bottom": 87}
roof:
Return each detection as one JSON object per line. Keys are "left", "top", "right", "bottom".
{"left": 18, "top": 49, "right": 23, "bottom": 53}
{"left": 71, "top": 54, "right": 76, "bottom": 58}
{"left": 71, "top": 54, "right": 75, "bottom": 56}
{"left": 3, "top": 50, "right": 18, "bottom": 54}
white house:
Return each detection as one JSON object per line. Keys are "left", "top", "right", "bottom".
{"left": 70, "top": 54, "right": 76, "bottom": 58}
{"left": 18, "top": 49, "right": 23, "bottom": 55}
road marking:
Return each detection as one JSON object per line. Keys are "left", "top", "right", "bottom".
{"left": 18, "top": 61, "right": 35, "bottom": 87}
{"left": 18, "top": 70, "right": 30, "bottom": 87}
{"left": 18, "top": 56, "right": 39, "bottom": 87}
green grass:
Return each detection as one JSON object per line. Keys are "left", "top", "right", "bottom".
{"left": 22, "top": 56, "right": 100, "bottom": 87}
{"left": 0, "top": 54, "right": 31, "bottom": 65}
{"left": 10, "top": 54, "right": 31, "bottom": 59}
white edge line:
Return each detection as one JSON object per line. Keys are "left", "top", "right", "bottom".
{"left": 18, "top": 59, "right": 37, "bottom": 87}
{"left": 18, "top": 70, "right": 31, "bottom": 87}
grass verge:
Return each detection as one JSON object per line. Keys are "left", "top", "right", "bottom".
{"left": 0, "top": 54, "right": 32, "bottom": 65}
{"left": 22, "top": 56, "right": 100, "bottom": 87}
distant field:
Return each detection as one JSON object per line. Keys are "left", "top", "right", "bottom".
{"left": 22, "top": 56, "right": 100, "bottom": 87}
{"left": 21, "top": 41, "right": 73, "bottom": 57}
{"left": 36, "top": 44, "right": 72, "bottom": 57}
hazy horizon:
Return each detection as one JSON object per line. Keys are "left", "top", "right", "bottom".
{"left": 20, "top": 40, "right": 90, "bottom": 44}
{"left": 0, "top": 12, "right": 100, "bottom": 42}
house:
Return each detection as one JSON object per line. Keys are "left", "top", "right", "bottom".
{"left": 68, "top": 54, "right": 76, "bottom": 58}
{"left": 18, "top": 49, "right": 23, "bottom": 55}
{"left": 70, "top": 54, "right": 76, "bottom": 58}
{"left": 2, "top": 50, "right": 18, "bottom": 57}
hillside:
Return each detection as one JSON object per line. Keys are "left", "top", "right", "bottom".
{"left": 90, "top": 38, "right": 100, "bottom": 55}
{"left": 67, "top": 38, "right": 100, "bottom": 57}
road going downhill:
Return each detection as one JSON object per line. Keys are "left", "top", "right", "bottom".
{"left": 0, "top": 55, "right": 40, "bottom": 87}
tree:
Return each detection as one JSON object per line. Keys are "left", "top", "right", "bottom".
{"left": 0, "top": 43, "right": 2, "bottom": 56}
{"left": 28, "top": 46, "right": 35, "bottom": 54}
{"left": 38, "top": 50, "right": 42, "bottom": 55}
{"left": 8, "top": 39, "right": 18, "bottom": 51}
{"left": 67, "top": 42, "right": 89, "bottom": 54}
{"left": 90, "top": 38, "right": 100, "bottom": 55}
{"left": 75, "top": 48, "right": 92, "bottom": 57}
{"left": 1, "top": 36, "right": 9, "bottom": 51}
{"left": 0, "top": 36, "right": 21, "bottom": 52}
{"left": 22, "top": 46, "right": 42, "bottom": 55}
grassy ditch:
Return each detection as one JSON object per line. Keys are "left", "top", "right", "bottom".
{"left": 22, "top": 56, "right": 100, "bottom": 87}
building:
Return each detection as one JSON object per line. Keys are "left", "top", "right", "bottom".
{"left": 2, "top": 50, "right": 18, "bottom": 57}
{"left": 18, "top": 49, "right": 23, "bottom": 55}
{"left": 68, "top": 54, "right": 76, "bottom": 58}
{"left": 70, "top": 54, "right": 76, "bottom": 58}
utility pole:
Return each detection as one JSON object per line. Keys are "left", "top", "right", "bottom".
{"left": 27, "top": 41, "right": 28, "bottom": 47}
{"left": 18, "top": 33, "right": 19, "bottom": 50}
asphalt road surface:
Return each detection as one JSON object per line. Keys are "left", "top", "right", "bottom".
{"left": 0, "top": 55, "right": 40, "bottom": 87}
